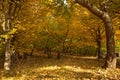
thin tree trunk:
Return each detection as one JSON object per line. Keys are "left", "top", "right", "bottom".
{"left": 97, "top": 46, "right": 102, "bottom": 59}
{"left": 3, "top": 18, "right": 12, "bottom": 74}
{"left": 97, "top": 27, "right": 102, "bottom": 59}
{"left": 44, "top": 39, "right": 52, "bottom": 58}
{"left": 30, "top": 46, "right": 34, "bottom": 56}
{"left": 1, "top": 0, "right": 13, "bottom": 73}
{"left": 1, "top": 8, "right": 12, "bottom": 74}
{"left": 1, "top": 0, "right": 21, "bottom": 74}
{"left": 57, "top": 52, "right": 61, "bottom": 59}
{"left": 4, "top": 39, "right": 11, "bottom": 74}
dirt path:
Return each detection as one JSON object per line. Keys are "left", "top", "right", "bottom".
{"left": 0, "top": 54, "right": 120, "bottom": 80}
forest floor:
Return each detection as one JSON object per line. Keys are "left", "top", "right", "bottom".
{"left": 0, "top": 52, "right": 120, "bottom": 80}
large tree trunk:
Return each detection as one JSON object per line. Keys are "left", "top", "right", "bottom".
{"left": 102, "top": 13, "right": 116, "bottom": 68}
{"left": 75, "top": 0, "right": 116, "bottom": 68}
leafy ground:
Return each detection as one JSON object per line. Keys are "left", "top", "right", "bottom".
{"left": 0, "top": 52, "right": 120, "bottom": 80}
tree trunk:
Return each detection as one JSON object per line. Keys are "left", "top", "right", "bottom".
{"left": 75, "top": 0, "right": 116, "bottom": 68}
{"left": 57, "top": 52, "right": 61, "bottom": 59}
{"left": 4, "top": 39, "right": 11, "bottom": 74}
{"left": 1, "top": 10, "right": 12, "bottom": 74}
{"left": 1, "top": 0, "right": 21, "bottom": 74}
{"left": 3, "top": 17, "right": 12, "bottom": 74}
{"left": 44, "top": 39, "right": 52, "bottom": 58}
{"left": 45, "top": 47, "right": 52, "bottom": 58}
{"left": 30, "top": 47, "right": 34, "bottom": 56}
{"left": 97, "top": 28, "right": 102, "bottom": 59}
{"left": 102, "top": 13, "right": 116, "bottom": 68}
{"left": 1, "top": 0, "right": 13, "bottom": 74}
{"left": 97, "top": 45, "right": 102, "bottom": 59}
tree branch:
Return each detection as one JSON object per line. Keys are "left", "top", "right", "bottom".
{"left": 75, "top": 0, "right": 104, "bottom": 19}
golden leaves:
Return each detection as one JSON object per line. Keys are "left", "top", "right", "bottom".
{"left": 8, "top": 28, "right": 17, "bottom": 35}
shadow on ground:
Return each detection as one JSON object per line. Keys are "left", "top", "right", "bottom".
{"left": 0, "top": 53, "right": 120, "bottom": 80}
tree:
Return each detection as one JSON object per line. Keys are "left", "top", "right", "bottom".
{"left": 75, "top": 0, "right": 116, "bottom": 68}
{"left": 0, "top": 0, "right": 22, "bottom": 74}
{"left": 82, "top": 15, "right": 105, "bottom": 59}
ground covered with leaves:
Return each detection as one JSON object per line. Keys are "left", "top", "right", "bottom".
{"left": 0, "top": 53, "right": 120, "bottom": 80}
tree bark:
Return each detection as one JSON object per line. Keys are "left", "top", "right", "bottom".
{"left": 4, "top": 39, "right": 11, "bottom": 74}
{"left": 57, "top": 52, "right": 61, "bottom": 59}
{"left": 3, "top": 16, "right": 12, "bottom": 74}
{"left": 30, "top": 48, "right": 34, "bottom": 56}
{"left": 1, "top": 13, "right": 12, "bottom": 74}
{"left": 44, "top": 39, "right": 52, "bottom": 58}
{"left": 96, "top": 27, "right": 102, "bottom": 59}
{"left": 97, "top": 43, "right": 102, "bottom": 59}
{"left": 102, "top": 13, "right": 116, "bottom": 68}
{"left": 1, "top": 0, "right": 13, "bottom": 74}
{"left": 75, "top": 0, "right": 116, "bottom": 68}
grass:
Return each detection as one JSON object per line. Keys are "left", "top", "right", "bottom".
{"left": 0, "top": 52, "right": 120, "bottom": 80}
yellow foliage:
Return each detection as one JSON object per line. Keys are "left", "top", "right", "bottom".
{"left": 1, "top": 34, "right": 9, "bottom": 39}
{"left": 115, "top": 30, "right": 120, "bottom": 35}
{"left": 8, "top": 28, "right": 17, "bottom": 35}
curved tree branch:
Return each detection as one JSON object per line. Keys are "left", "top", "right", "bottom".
{"left": 75, "top": 0, "right": 104, "bottom": 19}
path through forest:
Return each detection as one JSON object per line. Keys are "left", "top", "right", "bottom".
{"left": 0, "top": 53, "right": 120, "bottom": 80}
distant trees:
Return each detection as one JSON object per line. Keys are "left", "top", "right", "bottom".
{"left": 82, "top": 16, "right": 105, "bottom": 59}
